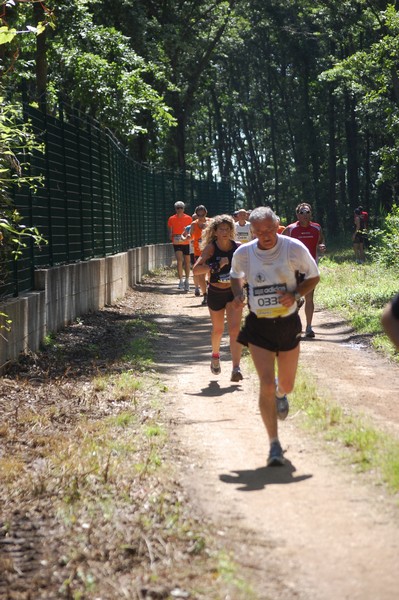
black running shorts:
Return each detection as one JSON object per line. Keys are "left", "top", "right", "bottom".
{"left": 237, "top": 311, "right": 302, "bottom": 353}
{"left": 207, "top": 284, "right": 234, "bottom": 311}
{"left": 353, "top": 231, "right": 366, "bottom": 244}
{"left": 173, "top": 244, "right": 191, "bottom": 255}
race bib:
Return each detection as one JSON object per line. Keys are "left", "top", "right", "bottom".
{"left": 217, "top": 272, "right": 231, "bottom": 283}
{"left": 173, "top": 234, "right": 183, "bottom": 243}
{"left": 252, "top": 283, "right": 289, "bottom": 318}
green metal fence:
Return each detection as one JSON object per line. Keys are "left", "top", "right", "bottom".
{"left": 2, "top": 102, "right": 235, "bottom": 299}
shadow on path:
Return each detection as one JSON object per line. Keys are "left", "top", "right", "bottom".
{"left": 186, "top": 380, "right": 243, "bottom": 397}
{"left": 219, "top": 461, "right": 313, "bottom": 492}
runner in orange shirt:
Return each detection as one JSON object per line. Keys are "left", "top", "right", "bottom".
{"left": 188, "top": 205, "right": 211, "bottom": 304}
{"left": 167, "top": 201, "right": 192, "bottom": 291}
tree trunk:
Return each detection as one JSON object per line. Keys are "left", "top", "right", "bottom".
{"left": 345, "top": 92, "right": 359, "bottom": 209}
{"left": 327, "top": 86, "right": 339, "bottom": 234}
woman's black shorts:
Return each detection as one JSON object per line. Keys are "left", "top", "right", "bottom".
{"left": 237, "top": 311, "right": 302, "bottom": 353}
{"left": 207, "top": 284, "right": 234, "bottom": 311}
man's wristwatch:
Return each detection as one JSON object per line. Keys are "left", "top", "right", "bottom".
{"left": 294, "top": 291, "right": 302, "bottom": 302}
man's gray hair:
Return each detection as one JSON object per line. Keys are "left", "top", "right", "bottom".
{"left": 249, "top": 206, "right": 278, "bottom": 224}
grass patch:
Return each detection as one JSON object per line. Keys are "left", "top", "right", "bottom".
{"left": 122, "top": 337, "right": 155, "bottom": 367}
{"left": 0, "top": 457, "right": 26, "bottom": 482}
{"left": 316, "top": 257, "right": 399, "bottom": 360}
{"left": 0, "top": 299, "right": 256, "bottom": 600}
{"left": 216, "top": 551, "right": 257, "bottom": 598}
{"left": 292, "top": 369, "right": 399, "bottom": 492}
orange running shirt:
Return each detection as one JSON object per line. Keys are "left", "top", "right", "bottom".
{"left": 167, "top": 213, "right": 192, "bottom": 245}
{"left": 191, "top": 219, "right": 210, "bottom": 256}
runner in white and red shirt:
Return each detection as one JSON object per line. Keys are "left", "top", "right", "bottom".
{"left": 282, "top": 203, "right": 325, "bottom": 338}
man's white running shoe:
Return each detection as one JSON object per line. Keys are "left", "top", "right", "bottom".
{"left": 178, "top": 279, "right": 184, "bottom": 290}
{"left": 184, "top": 279, "right": 190, "bottom": 291}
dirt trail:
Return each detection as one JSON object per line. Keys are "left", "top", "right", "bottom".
{"left": 148, "top": 277, "right": 399, "bottom": 600}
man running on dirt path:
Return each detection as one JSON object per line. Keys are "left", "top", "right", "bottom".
{"left": 167, "top": 201, "right": 193, "bottom": 291}
{"left": 230, "top": 206, "right": 320, "bottom": 466}
{"left": 282, "top": 202, "right": 325, "bottom": 338}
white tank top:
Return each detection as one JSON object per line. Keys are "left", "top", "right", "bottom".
{"left": 231, "top": 236, "right": 319, "bottom": 319}
{"left": 235, "top": 222, "right": 252, "bottom": 243}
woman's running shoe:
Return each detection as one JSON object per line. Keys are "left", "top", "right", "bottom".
{"left": 210, "top": 355, "right": 221, "bottom": 375}
{"left": 276, "top": 394, "right": 289, "bottom": 420}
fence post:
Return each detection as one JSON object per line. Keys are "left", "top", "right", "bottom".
{"left": 59, "top": 100, "right": 70, "bottom": 263}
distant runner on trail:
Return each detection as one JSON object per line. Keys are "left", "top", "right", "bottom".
{"left": 282, "top": 202, "right": 325, "bottom": 338}
{"left": 167, "top": 201, "right": 192, "bottom": 291}
{"left": 352, "top": 205, "right": 368, "bottom": 264}
{"left": 234, "top": 208, "right": 253, "bottom": 244}
{"left": 230, "top": 206, "right": 320, "bottom": 466}
{"left": 382, "top": 292, "right": 399, "bottom": 349}
{"left": 193, "top": 214, "right": 244, "bottom": 382}
{"left": 187, "top": 205, "right": 211, "bottom": 304}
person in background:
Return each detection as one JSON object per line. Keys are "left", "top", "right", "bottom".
{"left": 282, "top": 203, "right": 325, "bottom": 338}
{"left": 230, "top": 206, "right": 320, "bottom": 466}
{"left": 167, "top": 201, "right": 192, "bottom": 291}
{"left": 381, "top": 293, "right": 399, "bottom": 349}
{"left": 276, "top": 216, "right": 286, "bottom": 234}
{"left": 352, "top": 206, "right": 368, "bottom": 264}
{"left": 187, "top": 205, "right": 210, "bottom": 304}
{"left": 182, "top": 213, "right": 197, "bottom": 266}
{"left": 235, "top": 208, "right": 253, "bottom": 244}
{"left": 193, "top": 215, "right": 243, "bottom": 382}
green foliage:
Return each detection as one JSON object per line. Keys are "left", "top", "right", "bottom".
{"left": 0, "top": 0, "right": 55, "bottom": 46}
{"left": 0, "top": 96, "right": 47, "bottom": 288}
{"left": 318, "top": 259, "right": 397, "bottom": 333}
{"left": 6, "top": 1, "right": 399, "bottom": 230}
{"left": 53, "top": 24, "right": 175, "bottom": 139}
{"left": 368, "top": 204, "right": 399, "bottom": 267}
{"left": 43, "top": 2, "right": 176, "bottom": 143}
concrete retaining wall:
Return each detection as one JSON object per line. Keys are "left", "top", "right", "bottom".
{"left": 0, "top": 243, "right": 174, "bottom": 371}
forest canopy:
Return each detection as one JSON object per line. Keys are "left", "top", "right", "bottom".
{"left": 2, "top": 0, "right": 399, "bottom": 233}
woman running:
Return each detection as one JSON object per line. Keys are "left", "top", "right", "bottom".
{"left": 188, "top": 205, "right": 211, "bottom": 304}
{"left": 193, "top": 214, "right": 243, "bottom": 382}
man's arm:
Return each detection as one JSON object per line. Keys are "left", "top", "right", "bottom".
{"left": 318, "top": 226, "right": 326, "bottom": 251}
{"left": 230, "top": 276, "right": 246, "bottom": 308}
{"left": 278, "top": 275, "right": 320, "bottom": 308}
{"left": 192, "top": 244, "right": 213, "bottom": 275}
{"left": 167, "top": 218, "right": 173, "bottom": 241}
{"left": 297, "top": 275, "right": 320, "bottom": 298}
